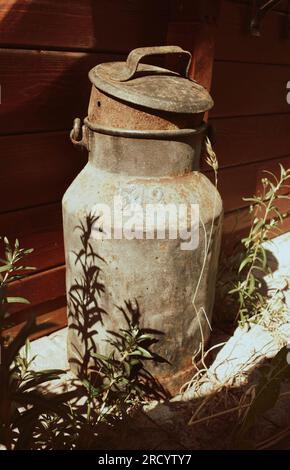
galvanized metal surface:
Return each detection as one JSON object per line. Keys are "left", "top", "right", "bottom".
{"left": 89, "top": 46, "right": 213, "bottom": 114}
{"left": 85, "top": 127, "right": 203, "bottom": 176}
{"left": 64, "top": 131, "right": 223, "bottom": 394}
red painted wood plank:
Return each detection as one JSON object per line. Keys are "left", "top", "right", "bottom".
{"left": 169, "top": 0, "right": 221, "bottom": 22}
{"left": 0, "top": 49, "right": 122, "bottom": 134}
{"left": 0, "top": 131, "right": 86, "bottom": 212}
{"left": 204, "top": 114, "right": 290, "bottom": 169}
{"left": 0, "top": 0, "right": 169, "bottom": 52}
{"left": 4, "top": 301, "right": 67, "bottom": 341}
{"left": 7, "top": 265, "right": 66, "bottom": 312}
{"left": 0, "top": 202, "right": 64, "bottom": 272}
{"left": 211, "top": 61, "right": 290, "bottom": 117}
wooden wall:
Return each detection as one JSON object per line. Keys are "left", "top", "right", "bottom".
{"left": 209, "top": 0, "right": 290, "bottom": 244}
{"left": 1, "top": 0, "right": 289, "bottom": 337}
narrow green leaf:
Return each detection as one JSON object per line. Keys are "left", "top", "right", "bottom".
{"left": 0, "top": 263, "right": 12, "bottom": 273}
{"left": 6, "top": 296, "right": 30, "bottom": 304}
{"left": 238, "top": 257, "right": 251, "bottom": 273}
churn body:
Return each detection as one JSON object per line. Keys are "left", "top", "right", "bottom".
{"left": 62, "top": 46, "right": 223, "bottom": 394}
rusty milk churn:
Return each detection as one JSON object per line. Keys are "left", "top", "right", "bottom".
{"left": 63, "top": 46, "right": 223, "bottom": 394}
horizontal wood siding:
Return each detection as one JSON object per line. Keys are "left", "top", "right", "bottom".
{"left": 0, "top": 131, "right": 86, "bottom": 211}
{"left": 0, "top": 0, "right": 169, "bottom": 51}
{"left": 0, "top": 203, "right": 63, "bottom": 272}
{"left": 0, "top": 49, "right": 123, "bottom": 134}
{"left": 211, "top": 61, "right": 290, "bottom": 118}
{"left": 209, "top": 0, "right": 290, "bottom": 252}
{"left": 206, "top": 114, "right": 290, "bottom": 168}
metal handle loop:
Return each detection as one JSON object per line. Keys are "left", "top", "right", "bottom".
{"left": 70, "top": 118, "right": 89, "bottom": 150}
{"left": 118, "top": 46, "right": 192, "bottom": 82}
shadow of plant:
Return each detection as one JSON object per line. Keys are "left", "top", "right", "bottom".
{"left": 67, "top": 213, "right": 107, "bottom": 378}
{"left": 66, "top": 212, "right": 169, "bottom": 425}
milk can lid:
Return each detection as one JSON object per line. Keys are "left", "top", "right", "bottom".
{"left": 89, "top": 46, "right": 213, "bottom": 114}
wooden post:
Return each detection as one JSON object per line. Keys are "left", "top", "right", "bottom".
{"left": 167, "top": 0, "right": 221, "bottom": 90}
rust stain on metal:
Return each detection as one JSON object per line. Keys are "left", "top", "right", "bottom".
{"left": 88, "top": 87, "right": 204, "bottom": 131}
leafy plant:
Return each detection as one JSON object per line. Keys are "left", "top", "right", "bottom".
{"left": 0, "top": 237, "right": 34, "bottom": 328}
{"left": 84, "top": 300, "right": 168, "bottom": 424}
{"left": 0, "top": 237, "right": 73, "bottom": 450}
{"left": 209, "top": 164, "right": 290, "bottom": 448}
{"left": 217, "top": 165, "right": 290, "bottom": 327}
{"left": 231, "top": 165, "right": 290, "bottom": 324}
{"left": 187, "top": 162, "right": 290, "bottom": 449}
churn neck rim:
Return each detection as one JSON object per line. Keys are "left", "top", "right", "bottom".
{"left": 88, "top": 46, "right": 214, "bottom": 114}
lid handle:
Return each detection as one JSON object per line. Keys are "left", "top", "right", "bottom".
{"left": 118, "top": 46, "right": 192, "bottom": 82}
